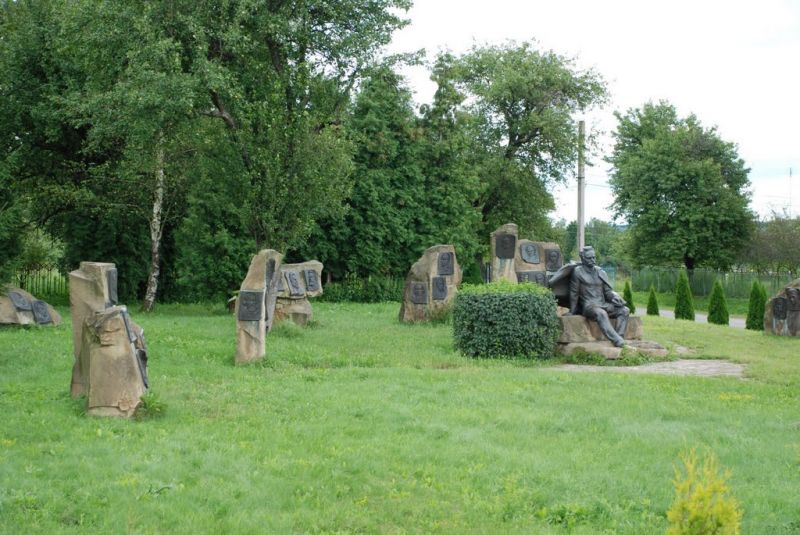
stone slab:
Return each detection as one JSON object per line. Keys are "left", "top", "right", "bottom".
{"left": 399, "top": 245, "right": 462, "bottom": 322}
{"left": 558, "top": 315, "right": 642, "bottom": 344}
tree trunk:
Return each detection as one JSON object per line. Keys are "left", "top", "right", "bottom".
{"left": 142, "top": 142, "right": 166, "bottom": 312}
{"left": 683, "top": 254, "right": 695, "bottom": 271}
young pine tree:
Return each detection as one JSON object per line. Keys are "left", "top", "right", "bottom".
{"left": 745, "top": 280, "right": 766, "bottom": 331}
{"left": 674, "top": 270, "right": 695, "bottom": 321}
{"left": 647, "top": 284, "right": 660, "bottom": 316}
{"left": 622, "top": 280, "right": 636, "bottom": 314}
{"left": 707, "top": 280, "right": 729, "bottom": 325}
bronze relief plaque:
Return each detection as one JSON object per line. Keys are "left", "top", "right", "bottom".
{"left": 773, "top": 297, "right": 788, "bottom": 320}
{"left": 496, "top": 234, "right": 516, "bottom": 259}
{"left": 544, "top": 249, "right": 562, "bottom": 271}
{"left": 31, "top": 300, "right": 52, "bottom": 324}
{"left": 7, "top": 290, "right": 31, "bottom": 311}
{"left": 238, "top": 290, "right": 265, "bottom": 321}
{"left": 411, "top": 282, "right": 428, "bottom": 305}
{"left": 432, "top": 277, "right": 448, "bottom": 300}
{"left": 438, "top": 252, "right": 454, "bottom": 276}
{"left": 520, "top": 243, "right": 540, "bottom": 264}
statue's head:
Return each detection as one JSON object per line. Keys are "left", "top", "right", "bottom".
{"left": 579, "top": 246, "right": 597, "bottom": 268}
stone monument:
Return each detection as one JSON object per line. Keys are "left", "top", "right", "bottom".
{"left": 764, "top": 279, "right": 800, "bottom": 336}
{"left": 399, "top": 245, "right": 462, "bottom": 322}
{"left": 274, "top": 260, "right": 324, "bottom": 326}
{"left": 69, "top": 262, "right": 149, "bottom": 416}
{"left": 0, "top": 287, "right": 62, "bottom": 326}
{"left": 548, "top": 246, "right": 665, "bottom": 359}
{"left": 490, "top": 223, "right": 562, "bottom": 286}
{"left": 236, "top": 249, "right": 283, "bottom": 364}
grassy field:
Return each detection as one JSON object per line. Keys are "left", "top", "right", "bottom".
{"left": 1, "top": 302, "right": 799, "bottom": 533}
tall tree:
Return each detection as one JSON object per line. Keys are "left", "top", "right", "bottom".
{"left": 608, "top": 101, "right": 754, "bottom": 270}
{"left": 451, "top": 42, "right": 607, "bottom": 241}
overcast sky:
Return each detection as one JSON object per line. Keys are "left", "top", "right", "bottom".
{"left": 386, "top": 0, "right": 800, "bottom": 223}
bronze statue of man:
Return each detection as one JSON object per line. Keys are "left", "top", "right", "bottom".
{"left": 568, "top": 246, "right": 630, "bottom": 347}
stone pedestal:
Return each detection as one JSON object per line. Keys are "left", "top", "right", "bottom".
{"left": 69, "top": 262, "right": 118, "bottom": 397}
{"left": 274, "top": 260, "right": 323, "bottom": 326}
{"left": 235, "top": 249, "right": 283, "bottom": 365}
{"left": 0, "top": 287, "right": 62, "bottom": 327}
{"left": 556, "top": 315, "right": 666, "bottom": 359}
{"left": 764, "top": 278, "right": 800, "bottom": 336}
{"left": 79, "top": 306, "right": 148, "bottom": 417}
{"left": 399, "top": 245, "right": 462, "bottom": 322}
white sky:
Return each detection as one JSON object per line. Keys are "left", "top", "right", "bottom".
{"left": 386, "top": 0, "right": 800, "bottom": 223}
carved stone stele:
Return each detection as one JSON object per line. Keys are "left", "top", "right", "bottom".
{"left": 490, "top": 224, "right": 519, "bottom": 283}
{"left": 78, "top": 306, "right": 147, "bottom": 417}
{"left": 0, "top": 286, "right": 62, "bottom": 327}
{"left": 274, "top": 260, "right": 324, "bottom": 326}
{"left": 236, "top": 249, "right": 283, "bottom": 364}
{"left": 764, "top": 278, "right": 800, "bottom": 336}
{"left": 69, "top": 262, "right": 118, "bottom": 397}
{"left": 399, "top": 245, "right": 462, "bottom": 322}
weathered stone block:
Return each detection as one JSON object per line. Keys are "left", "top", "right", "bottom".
{"left": 558, "top": 315, "right": 642, "bottom": 344}
{"left": 236, "top": 249, "right": 283, "bottom": 365}
{"left": 764, "top": 278, "right": 800, "bottom": 336}
{"left": 0, "top": 287, "right": 62, "bottom": 327}
{"left": 399, "top": 245, "right": 462, "bottom": 322}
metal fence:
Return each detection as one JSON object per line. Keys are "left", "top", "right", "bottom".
{"left": 629, "top": 267, "right": 795, "bottom": 298}
{"left": 13, "top": 263, "right": 68, "bottom": 298}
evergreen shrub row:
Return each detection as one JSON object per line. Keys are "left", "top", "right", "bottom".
{"left": 745, "top": 280, "right": 767, "bottom": 331}
{"left": 453, "top": 281, "right": 560, "bottom": 359}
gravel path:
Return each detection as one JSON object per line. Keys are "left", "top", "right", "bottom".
{"left": 555, "top": 359, "right": 744, "bottom": 377}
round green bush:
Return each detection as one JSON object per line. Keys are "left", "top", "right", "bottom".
{"left": 453, "top": 281, "right": 560, "bottom": 359}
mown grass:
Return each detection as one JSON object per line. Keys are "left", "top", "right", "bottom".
{"left": 1, "top": 302, "right": 799, "bottom": 533}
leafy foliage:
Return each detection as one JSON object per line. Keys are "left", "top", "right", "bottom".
{"left": 453, "top": 281, "right": 559, "bottom": 358}
{"left": 738, "top": 212, "right": 800, "bottom": 274}
{"left": 608, "top": 101, "right": 754, "bottom": 270}
{"left": 666, "top": 449, "right": 742, "bottom": 535}
{"left": 316, "top": 274, "right": 404, "bottom": 303}
{"left": 745, "top": 281, "right": 766, "bottom": 331}
{"left": 674, "top": 270, "right": 695, "bottom": 321}
{"left": 623, "top": 280, "right": 636, "bottom": 314}
{"left": 646, "top": 285, "right": 660, "bottom": 316}
{"left": 707, "top": 280, "right": 729, "bottom": 326}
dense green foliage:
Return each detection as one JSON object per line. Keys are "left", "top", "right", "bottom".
{"left": 666, "top": 449, "right": 742, "bottom": 534}
{"left": 707, "top": 280, "right": 729, "bottom": 326}
{"left": 674, "top": 270, "right": 696, "bottom": 321}
{"left": 745, "top": 281, "right": 767, "bottom": 331}
{"left": 316, "top": 274, "right": 404, "bottom": 303}
{"left": 623, "top": 280, "right": 636, "bottom": 314}
{"left": 647, "top": 285, "right": 660, "bottom": 316}
{"left": 608, "top": 101, "right": 754, "bottom": 271}
{"left": 0, "top": 175, "right": 24, "bottom": 283}
{"left": 2, "top": 304, "right": 800, "bottom": 532}
{"left": 738, "top": 213, "right": 800, "bottom": 274}
{"left": 453, "top": 281, "right": 559, "bottom": 358}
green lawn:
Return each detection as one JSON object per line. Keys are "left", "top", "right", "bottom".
{"left": 1, "top": 302, "right": 799, "bottom": 533}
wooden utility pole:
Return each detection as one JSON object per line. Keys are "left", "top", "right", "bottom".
{"left": 577, "top": 120, "right": 586, "bottom": 250}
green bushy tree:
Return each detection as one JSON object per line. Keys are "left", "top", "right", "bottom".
{"left": 623, "top": 280, "right": 636, "bottom": 314}
{"left": 707, "top": 280, "right": 729, "bottom": 325}
{"left": 745, "top": 281, "right": 766, "bottom": 331}
{"left": 674, "top": 270, "right": 695, "bottom": 321}
{"left": 646, "top": 285, "right": 660, "bottom": 316}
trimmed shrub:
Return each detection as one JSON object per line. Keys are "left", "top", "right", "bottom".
{"left": 707, "top": 280, "right": 729, "bottom": 325}
{"left": 674, "top": 270, "right": 695, "bottom": 321}
{"left": 646, "top": 284, "right": 660, "bottom": 316}
{"left": 622, "top": 280, "right": 636, "bottom": 314}
{"left": 746, "top": 281, "right": 766, "bottom": 331}
{"left": 666, "top": 449, "right": 742, "bottom": 535}
{"left": 453, "top": 281, "right": 559, "bottom": 359}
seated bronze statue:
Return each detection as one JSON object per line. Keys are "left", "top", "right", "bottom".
{"left": 565, "top": 246, "right": 630, "bottom": 347}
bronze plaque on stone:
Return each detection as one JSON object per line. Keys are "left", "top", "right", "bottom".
{"left": 7, "top": 291, "right": 32, "bottom": 311}
{"left": 520, "top": 243, "right": 540, "bottom": 264}
{"left": 516, "top": 271, "right": 535, "bottom": 283}
{"left": 411, "top": 282, "right": 428, "bottom": 305}
{"left": 787, "top": 288, "right": 800, "bottom": 311}
{"left": 266, "top": 259, "right": 276, "bottom": 288}
{"left": 107, "top": 268, "right": 119, "bottom": 305}
{"left": 238, "top": 290, "right": 265, "bottom": 321}
{"left": 31, "top": 300, "right": 52, "bottom": 324}
{"left": 437, "top": 252, "right": 454, "bottom": 276}
{"left": 286, "top": 271, "right": 305, "bottom": 297}
{"left": 773, "top": 297, "right": 788, "bottom": 320}
{"left": 544, "top": 249, "right": 562, "bottom": 271}
{"left": 120, "top": 309, "right": 138, "bottom": 343}
{"left": 517, "top": 271, "right": 546, "bottom": 286}
{"left": 304, "top": 269, "right": 320, "bottom": 292}
{"left": 432, "top": 277, "right": 448, "bottom": 300}
{"left": 534, "top": 272, "right": 547, "bottom": 286}
{"left": 496, "top": 234, "right": 516, "bottom": 259}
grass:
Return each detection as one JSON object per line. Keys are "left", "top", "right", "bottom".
{"left": 1, "top": 302, "right": 799, "bottom": 533}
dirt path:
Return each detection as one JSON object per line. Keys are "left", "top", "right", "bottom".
{"left": 554, "top": 359, "right": 744, "bottom": 377}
